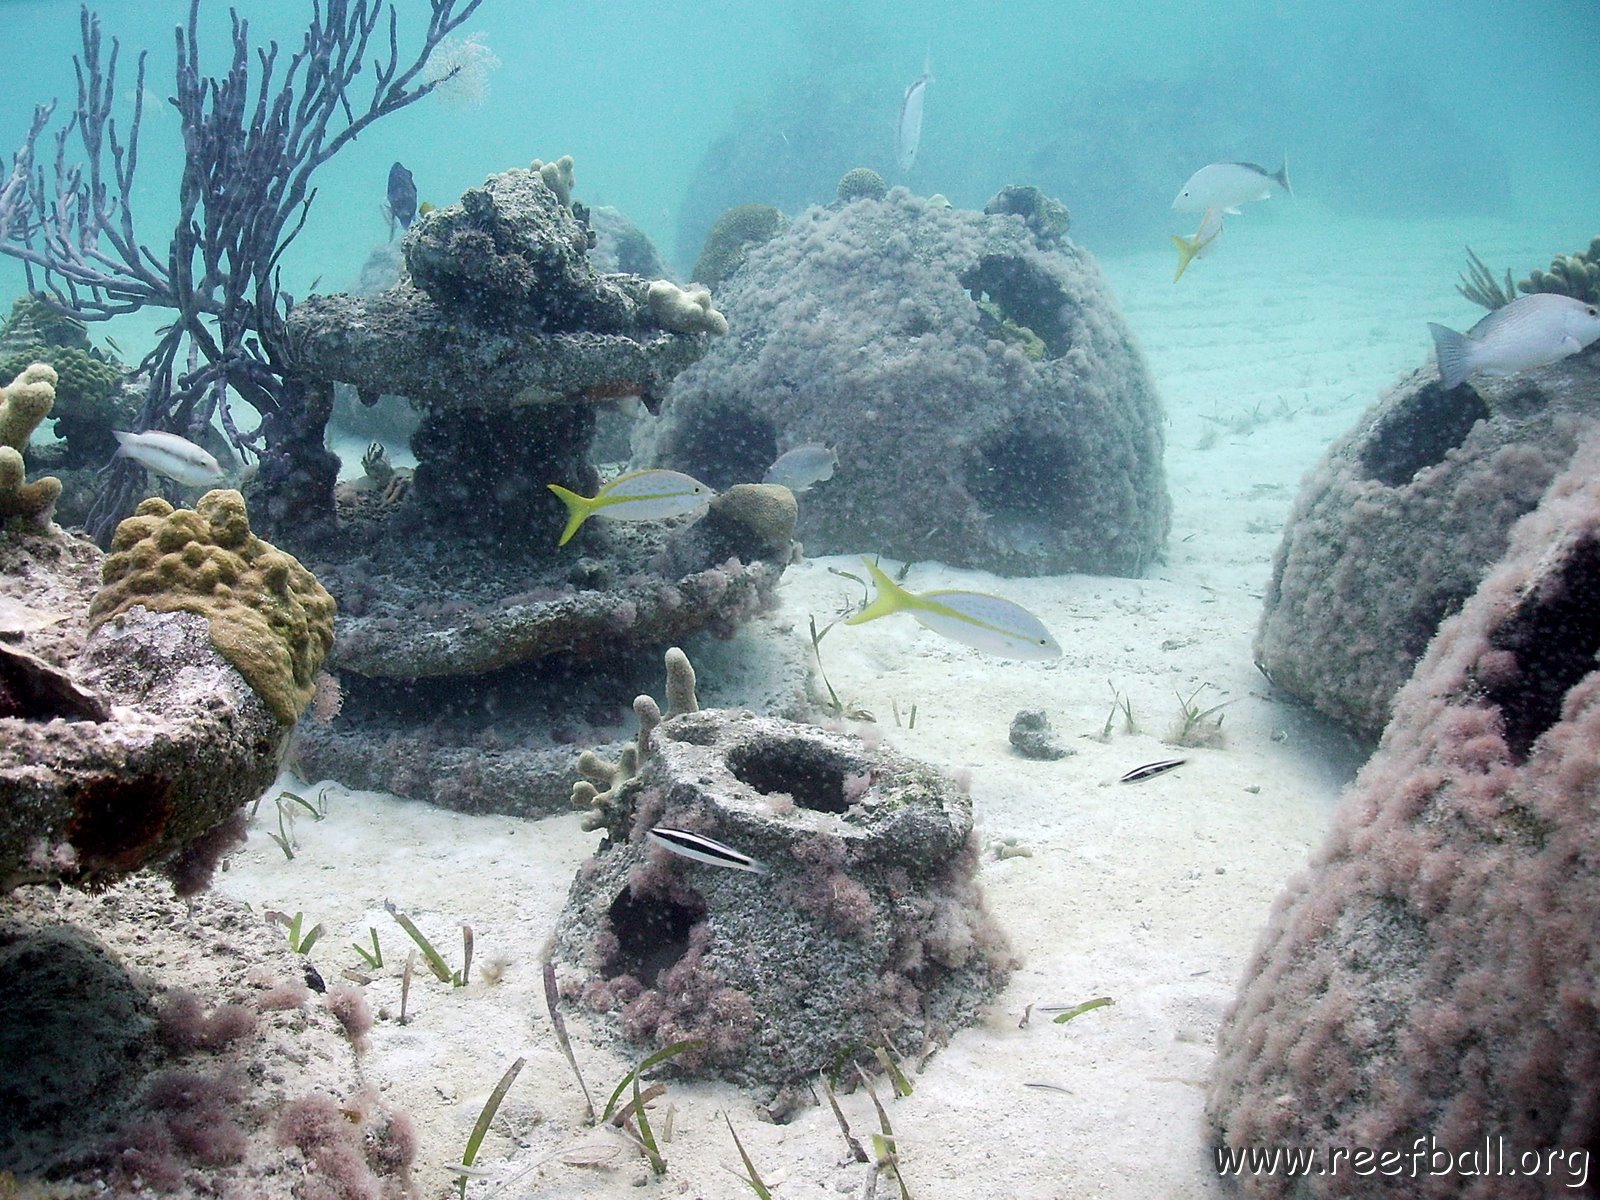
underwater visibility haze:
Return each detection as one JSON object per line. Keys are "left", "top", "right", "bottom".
{"left": 0, "top": 1, "right": 1599, "bottom": 1197}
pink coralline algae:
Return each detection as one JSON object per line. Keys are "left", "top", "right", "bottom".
{"left": 1256, "top": 343, "right": 1600, "bottom": 738}
{"left": 1208, "top": 431, "right": 1600, "bottom": 1199}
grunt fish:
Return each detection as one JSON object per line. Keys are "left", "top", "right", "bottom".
{"left": 762, "top": 443, "right": 838, "bottom": 493}
{"left": 1428, "top": 293, "right": 1600, "bottom": 390}
{"left": 112, "top": 429, "right": 225, "bottom": 488}
{"left": 896, "top": 59, "right": 933, "bottom": 175}
{"left": 547, "top": 469, "right": 715, "bottom": 546}
{"left": 1172, "top": 158, "right": 1291, "bottom": 214}
{"left": 846, "top": 557, "right": 1062, "bottom": 661}
{"left": 647, "top": 827, "right": 767, "bottom": 874}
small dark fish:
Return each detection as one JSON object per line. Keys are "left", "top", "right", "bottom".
{"left": 387, "top": 161, "right": 417, "bottom": 230}
{"left": 647, "top": 826, "right": 767, "bottom": 874}
{"left": 1119, "top": 758, "right": 1187, "bottom": 783}
{"left": 303, "top": 961, "right": 326, "bottom": 993}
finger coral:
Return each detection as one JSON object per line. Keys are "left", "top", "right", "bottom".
{"left": 88, "top": 489, "right": 336, "bottom": 723}
{"left": 0, "top": 362, "right": 62, "bottom": 525}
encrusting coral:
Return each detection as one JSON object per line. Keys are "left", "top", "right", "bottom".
{"left": 0, "top": 363, "right": 62, "bottom": 524}
{"left": 88, "top": 490, "right": 336, "bottom": 723}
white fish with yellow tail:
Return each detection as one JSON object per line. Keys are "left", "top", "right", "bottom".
{"left": 1172, "top": 207, "right": 1224, "bottom": 282}
{"left": 547, "top": 468, "right": 714, "bottom": 546}
{"left": 845, "top": 558, "right": 1062, "bottom": 661}
{"left": 112, "top": 429, "right": 225, "bottom": 487}
{"left": 1428, "top": 293, "right": 1600, "bottom": 390}
{"left": 762, "top": 443, "right": 838, "bottom": 493}
{"left": 1172, "top": 158, "right": 1291, "bottom": 214}
{"left": 647, "top": 827, "right": 767, "bottom": 874}
{"left": 896, "top": 58, "right": 933, "bottom": 174}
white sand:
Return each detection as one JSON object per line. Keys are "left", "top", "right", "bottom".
{"left": 216, "top": 211, "right": 1562, "bottom": 1198}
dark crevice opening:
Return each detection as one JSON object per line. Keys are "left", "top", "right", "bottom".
{"left": 1358, "top": 382, "right": 1489, "bottom": 487}
{"left": 727, "top": 738, "right": 856, "bottom": 813}
{"left": 667, "top": 404, "right": 777, "bottom": 493}
{"left": 967, "top": 428, "right": 1079, "bottom": 556}
{"left": 1481, "top": 532, "right": 1600, "bottom": 762}
{"left": 605, "top": 886, "right": 706, "bottom": 988}
{"left": 959, "top": 255, "right": 1072, "bottom": 358}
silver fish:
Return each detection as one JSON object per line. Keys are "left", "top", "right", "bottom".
{"left": 762, "top": 443, "right": 838, "bottom": 493}
{"left": 113, "top": 429, "right": 226, "bottom": 487}
{"left": 897, "top": 60, "right": 932, "bottom": 175}
{"left": 646, "top": 827, "right": 767, "bottom": 874}
{"left": 1429, "top": 293, "right": 1600, "bottom": 390}
{"left": 1119, "top": 758, "right": 1187, "bottom": 783}
{"left": 1172, "top": 159, "right": 1291, "bottom": 214}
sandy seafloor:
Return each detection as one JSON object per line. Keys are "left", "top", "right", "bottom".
{"left": 213, "top": 208, "right": 1577, "bottom": 1199}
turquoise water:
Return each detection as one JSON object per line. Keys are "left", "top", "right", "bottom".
{"left": 2, "top": 0, "right": 1596, "bottom": 316}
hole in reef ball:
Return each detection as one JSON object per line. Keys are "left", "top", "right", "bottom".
{"left": 605, "top": 886, "right": 707, "bottom": 988}
{"left": 726, "top": 737, "right": 856, "bottom": 813}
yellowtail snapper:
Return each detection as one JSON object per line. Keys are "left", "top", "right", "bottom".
{"left": 846, "top": 558, "right": 1062, "bottom": 661}
{"left": 1172, "top": 207, "right": 1224, "bottom": 282}
{"left": 547, "top": 469, "right": 715, "bottom": 546}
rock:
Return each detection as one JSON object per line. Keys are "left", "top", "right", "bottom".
{"left": 1256, "top": 347, "right": 1599, "bottom": 738}
{"left": 1008, "top": 708, "right": 1069, "bottom": 760}
{"left": 0, "top": 499, "right": 322, "bottom": 892}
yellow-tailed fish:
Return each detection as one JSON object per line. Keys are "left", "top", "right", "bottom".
{"left": 547, "top": 469, "right": 715, "bottom": 546}
{"left": 1172, "top": 207, "right": 1224, "bottom": 282}
{"left": 845, "top": 557, "right": 1062, "bottom": 661}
